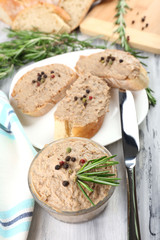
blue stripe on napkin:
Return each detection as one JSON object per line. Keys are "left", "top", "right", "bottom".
{"left": 0, "top": 221, "right": 31, "bottom": 238}
{"left": 0, "top": 212, "right": 33, "bottom": 227}
{"left": 0, "top": 199, "right": 34, "bottom": 220}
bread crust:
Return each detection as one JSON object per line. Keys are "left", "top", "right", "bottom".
{"left": 0, "top": 0, "right": 70, "bottom": 30}
{"left": 71, "top": 115, "right": 105, "bottom": 138}
{"left": 75, "top": 49, "right": 149, "bottom": 91}
{"left": 58, "top": 0, "right": 94, "bottom": 31}
{"left": 0, "top": 0, "right": 24, "bottom": 24}
{"left": 54, "top": 115, "right": 105, "bottom": 140}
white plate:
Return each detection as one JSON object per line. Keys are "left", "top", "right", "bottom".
{"left": 9, "top": 49, "right": 149, "bottom": 149}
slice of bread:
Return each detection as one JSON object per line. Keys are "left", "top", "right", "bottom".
{"left": 58, "top": 0, "right": 94, "bottom": 31}
{"left": 54, "top": 73, "right": 110, "bottom": 139}
{"left": 12, "top": 2, "right": 71, "bottom": 33}
{"left": 11, "top": 64, "right": 77, "bottom": 116}
{"left": 75, "top": 49, "right": 149, "bottom": 91}
{"left": 0, "top": 0, "right": 24, "bottom": 25}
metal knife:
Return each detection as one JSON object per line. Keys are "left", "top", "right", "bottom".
{"left": 119, "top": 90, "right": 141, "bottom": 240}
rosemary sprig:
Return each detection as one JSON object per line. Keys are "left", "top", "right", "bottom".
{"left": 0, "top": 29, "right": 106, "bottom": 80}
{"left": 146, "top": 87, "right": 156, "bottom": 107}
{"left": 114, "top": 0, "right": 156, "bottom": 106}
{"left": 76, "top": 155, "right": 120, "bottom": 205}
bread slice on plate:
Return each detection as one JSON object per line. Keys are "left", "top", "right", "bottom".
{"left": 11, "top": 64, "right": 77, "bottom": 117}
{"left": 54, "top": 73, "right": 110, "bottom": 139}
{"left": 58, "top": 0, "right": 94, "bottom": 31}
{"left": 75, "top": 49, "right": 149, "bottom": 91}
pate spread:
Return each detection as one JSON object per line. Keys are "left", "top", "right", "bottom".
{"left": 29, "top": 138, "right": 116, "bottom": 212}
{"left": 54, "top": 73, "right": 110, "bottom": 126}
{"left": 11, "top": 64, "right": 76, "bottom": 114}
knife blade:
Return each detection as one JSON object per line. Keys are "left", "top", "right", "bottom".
{"left": 119, "top": 90, "right": 141, "bottom": 240}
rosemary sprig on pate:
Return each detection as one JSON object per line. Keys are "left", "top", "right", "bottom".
{"left": 76, "top": 155, "right": 120, "bottom": 206}
{"left": 0, "top": 29, "right": 106, "bottom": 80}
{"left": 114, "top": 0, "right": 156, "bottom": 106}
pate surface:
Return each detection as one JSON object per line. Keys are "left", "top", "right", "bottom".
{"left": 30, "top": 138, "right": 116, "bottom": 211}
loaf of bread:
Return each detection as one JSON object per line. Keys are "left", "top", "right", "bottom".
{"left": 0, "top": 0, "right": 94, "bottom": 33}
{"left": 58, "top": 0, "right": 94, "bottom": 31}
{"left": 0, "top": 0, "right": 71, "bottom": 33}
{"left": 54, "top": 73, "right": 110, "bottom": 140}
{"left": 75, "top": 49, "right": 149, "bottom": 91}
{"left": 11, "top": 64, "right": 77, "bottom": 116}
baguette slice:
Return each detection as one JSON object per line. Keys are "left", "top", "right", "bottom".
{"left": 12, "top": 2, "right": 71, "bottom": 33}
{"left": 58, "top": 0, "right": 94, "bottom": 31}
{"left": 75, "top": 49, "right": 149, "bottom": 91}
{"left": 0, "top": 0, "right": 24, "bottom": 25}
{"left": 11, "top": 64, "right": 77, "bottom": 116}
{"left": 54, "top": 73, "right": 110, "bottom": 139}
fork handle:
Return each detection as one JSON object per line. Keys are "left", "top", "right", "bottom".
{"left": 127, "top": 166, "right": 141, "bottom": 240}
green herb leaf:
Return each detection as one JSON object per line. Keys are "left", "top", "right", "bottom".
{"left": 0, "top": 29, "right": 107, "bottom": 81}
{"left": 76, "top": 155, "right": 120, "bottom": 205}
{"left": 77, "top": 180, "right": 93, "bottom": 192}
{"left": 77, "top": 181, "right": 95, "bottom": 206}
{"left": 146, "top": 87, "right": 156, "bottom": 106}
{"left": 77, "top": 155, "right": 117, "bottom": 174}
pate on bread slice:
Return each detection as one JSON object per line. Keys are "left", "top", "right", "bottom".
{"left": 54, "top": 73, "right": 110, "bottom": 139}
{"left": 75, "top": 49, "right": 149, "bottom": 91}
{"left": 11, "top": 64, "right": 77, "bottom": 117}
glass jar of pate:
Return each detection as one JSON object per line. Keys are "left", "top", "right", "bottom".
{"left": 28, "top": 137, "right": 117, "bottom": 223}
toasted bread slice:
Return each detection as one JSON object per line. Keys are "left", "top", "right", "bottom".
{"left": 75, "top": 49, "right": 149, "bottom": 91}
{"left": 54, "top": 73, "right": 110, "bottom": 139}
{"left": 11, "top": 64, "right": 77, "bottom": 116}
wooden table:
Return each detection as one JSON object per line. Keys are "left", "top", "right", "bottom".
{"left": 0, "top": 21, "right": 160, "bottom": 240}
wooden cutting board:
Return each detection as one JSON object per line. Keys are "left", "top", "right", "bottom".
{"left": 80, "top": 0, "right": 160, "bottom": 54}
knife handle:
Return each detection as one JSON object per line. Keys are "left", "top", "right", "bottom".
{"left": 127, "top": 167, "right": 141, "bottom": 240}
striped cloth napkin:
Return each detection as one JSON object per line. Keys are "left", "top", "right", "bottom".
{"left": 0, "top": 91, "right": 37, "bottom": 240}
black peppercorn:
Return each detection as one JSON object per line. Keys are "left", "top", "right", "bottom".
{"left": 83, "top": 95, "right": 86, "bottom": 98}
{"left": 71, "top": 157, "right": 76, "bottom": 162}
{"left": 32, "top": 80, "right": 36, "bottom": 84}
{"left": 119, "top": 59, "right": 123, "bottom": 63}
{"left": 55, "top": 165, "right": 61, "bottom": 170}
{"left": 141, "top": 16, "right": 146, "bottom": 23}
{"left": 37, "top": 76, "right": 41, "bottom": 81}
{"left": 41, "top": 71, "right": 44, "bottom": 75}
{"left": 51, "top": 70, "right": 54, "bottom": 73}
{"left": 63, "top": 163, "right": 69, "bottom": 169}
{"left": 62, "top": 181, "right": 69, "bottom": 187}
{"left": 44, "top": 74, "right": 47, "bottom": 78}
{"left": 74, "top": 96, "right": 78, "bottom": 101}
{"left": 86, "top": 89, "right": 90, "bottom": 94}
{"left": 65, "top": 156, "right": 71, "bottom": 161}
